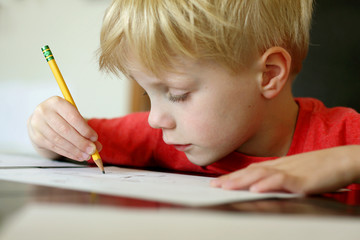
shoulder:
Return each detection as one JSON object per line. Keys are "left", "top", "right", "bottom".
{"left": 296, "top": 97, "right": 360, "bottom": 122}
{"left": 293, "top": 98, "right": 360, "bottom": 150}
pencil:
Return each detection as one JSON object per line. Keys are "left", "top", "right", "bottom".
{"left": 41, "top": 45, "right": 105, "bottom": 174}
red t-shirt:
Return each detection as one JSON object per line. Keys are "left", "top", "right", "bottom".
{"left": 88, "top": 98, "right": 360, "bottom": 178}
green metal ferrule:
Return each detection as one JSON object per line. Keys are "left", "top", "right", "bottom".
{"left": 41, "top": 45, "right": 54, "bottom": 62}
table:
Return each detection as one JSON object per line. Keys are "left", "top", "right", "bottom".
{"left": 1, "top": 178, "right": 360, "bottom": 240}
{"left": 1, "top": 179, "right": 360, "bottom": 219}
{"left": 1, "top": 152, "right": 360, "bottom": 239}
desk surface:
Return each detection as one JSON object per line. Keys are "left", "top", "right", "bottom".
{"left": 1, "top": 179, "right": 360, "bottom": 221}
{"left": 1, "top": 179, "right": 360, "bottom": 240}
{"left": 1, "top": 152, "right": 360, "bottom": 240}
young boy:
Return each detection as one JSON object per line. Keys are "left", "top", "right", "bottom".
{"left": 28, "top": 0, "right": 360, "bottom": 195}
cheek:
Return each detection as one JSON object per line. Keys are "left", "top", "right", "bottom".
{"left": 181, "top": 106, "right": 229, "bottom": 143}
{"left": 186, "top": 98, "right": 260, "bottom": 145}
{"left": 175, "top": 80, "right": 261, "bottom": 145}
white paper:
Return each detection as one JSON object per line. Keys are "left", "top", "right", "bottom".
{"left": 0, "top": 166, "right": 299, "bottom": 206}
{"left": 0, "top": 153, "right": 86, "bottom": 168}
{"left": 1, "top": 204, "right": 360, "bottom": 240}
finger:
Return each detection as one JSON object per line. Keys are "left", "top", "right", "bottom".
{"left": 249, "top": 172, "right": 306, "bottom": 194}
{"left": 94, "top": 141, "right": 103, "bottom": 152}
{"left": 44, "top": 109, "right": 97, "bottom": 155}
{"left": 210, "top": 163, "right": 270, "bottom": 188}
{"left": 31, "top": 104, "right": 95, "bottom": 158}
{"left": 27, "top": 114, "right": 38, "bottom": 143}
{"left": 210, "top": 174, "right": 233, "bottom": 187}
{"left": 30, "top": 98, "right": 100, "bottom": 161}
{"left": 210, "top": 169, "right": 247, "bottom": 187}
{"left": 50, "top": 97, "right": 98, "bottom": 141}
{"left": 38, "top": 97, "right": 99, "bottom": 154}
{"left": 34, "top": 119, "right": 93, "bottom": 161}
{"left": 32, "top": 126, "right": 89, "bottom": 161}
{"left": 221, "top": 167, "right": 277, "bottom": 190}
{"left": 249, "top": 172, "right": 288, "bottom": 193}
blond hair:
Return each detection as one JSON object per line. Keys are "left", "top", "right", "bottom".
{"left": 99, "top": 0, "right": 313, "bottom": 78}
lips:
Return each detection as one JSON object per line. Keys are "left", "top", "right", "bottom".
{"left": 170, "top": 144, "right": 191, "bottom": 152}
{"left": 163, "top": 136, "right": 192, "bottom": 151}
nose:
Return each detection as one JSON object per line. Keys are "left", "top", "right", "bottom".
{"left": 148, "top": 103, "right": 176, "bottom": 129}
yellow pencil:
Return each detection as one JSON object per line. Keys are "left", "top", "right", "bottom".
{"left": 41, "top": 45, "right": 105, "bottom": 174}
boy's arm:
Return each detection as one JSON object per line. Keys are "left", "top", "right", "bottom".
{"left": 28, "top": 96, "right": 157, "bottom": 167}
{"left": 211, "top": 145, "right": 360, "bottom": 194}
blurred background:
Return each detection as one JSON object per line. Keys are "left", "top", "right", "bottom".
{"left": 293, "top": 0, "right": 360, "bottom": 110}
{"left": 0, "top": 0, "right": 130, "bottom": 154}
{"left": 0, "top": 0, "right": 359, "bottom": 154}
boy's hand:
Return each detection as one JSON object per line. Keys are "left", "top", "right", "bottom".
{"left": 27, "top": 96, "right": 102, "bottom": 161}
{"left": 211, "top": 146, "right": 360, "bottom": 194}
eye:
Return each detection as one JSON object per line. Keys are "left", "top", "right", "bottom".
{"left": 168, "top": 93, "right": 188, "bottom": 103}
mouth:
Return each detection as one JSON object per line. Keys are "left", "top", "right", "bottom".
{"left": 171, "top": 144, "right": 192, "bottom": 152}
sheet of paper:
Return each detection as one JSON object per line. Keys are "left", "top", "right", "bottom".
{"left": 0, "top": 166, "right": 299, "bottom": 206}
{"left": 0, "top": 153, "right": 87, "bottom": 168}
{"left": 1, "top": 204, "right": 360, "bottom": 240}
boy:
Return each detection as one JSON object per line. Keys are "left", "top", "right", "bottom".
{"left": 28, "top": 0, "right": 360, "bottom": 194}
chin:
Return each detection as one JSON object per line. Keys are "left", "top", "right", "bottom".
{"left": 185, "top": 152, "right": 219, "bottom": 167}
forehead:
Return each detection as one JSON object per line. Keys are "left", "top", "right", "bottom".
{"left": 126, "top": 50, "right": 206, "bottom": 83}
{"left": 124, "top": 47, "right": 246, "bottom": 88}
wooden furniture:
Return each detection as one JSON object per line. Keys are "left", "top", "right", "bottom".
{"left": 130, "top": 81, "right": 150, "bottom": 112}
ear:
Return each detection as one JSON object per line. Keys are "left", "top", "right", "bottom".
{"left": 258, "top": 47, "right": 291, "bottom": 99}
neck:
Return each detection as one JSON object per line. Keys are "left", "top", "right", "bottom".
{"left": 237, "top": 84, "right": 299, "bottom": 157}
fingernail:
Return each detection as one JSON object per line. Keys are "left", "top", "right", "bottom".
{"left": 250, "top": 185, "right": 259, "bottom": 192}
{"left": 222, "top": 181, "right": 233, "bottom": 190}
{"left": 90, "top": 136, "right": 97, "bottom": 142}
{"left": 210, "top": 179, "right": 219, "bottom": 187}
{"left": 82, "top": 153, "right": 90, "bottom": 161}
{"left": 86, "top": 145, "right": 95, "bottom": 155}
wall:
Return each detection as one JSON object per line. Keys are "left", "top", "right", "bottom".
{"left": 0, "top": 0, "right": 130, "bottom": 153}
{"left": 293, "top": 0, "right": 360, "bottom": 110}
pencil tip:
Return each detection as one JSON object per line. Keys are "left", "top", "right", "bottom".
{"left": 102, "top": 170, "right": 105, "bottom": 174}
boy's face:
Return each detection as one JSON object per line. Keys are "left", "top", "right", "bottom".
{"left": 128, "top": 54, "right": 266, "bottom": 166}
